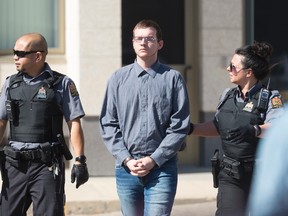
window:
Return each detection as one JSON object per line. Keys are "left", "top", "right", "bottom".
{"left": 121, "top": 0, "right": 184, "bottom": 65}
{"left": 253, "top": 0, "right": 288, "bottom": 91}
{"left": 0, "top": 0, "right": 64, "bottom": 55}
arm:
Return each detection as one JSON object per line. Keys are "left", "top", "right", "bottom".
{"left": 99, "top": 76, "right": 130, "bottom": 165}
{"left": 68, "top": 117, "right": 89, "bottom": 188}
{"left": 150, "top": 74, "right": 190, "bottom": 167}
{"left": 67, "top": 117, "right": 85, "bottom": 159}
{"left": 192, "top": 121, "right": 219, "bottom": 137}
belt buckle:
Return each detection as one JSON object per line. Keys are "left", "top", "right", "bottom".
{"left": 21, "top": 150, "right": 31, "bottom": 160}
{"left": 22, "top": 150, "right": 37, "bottom": 160}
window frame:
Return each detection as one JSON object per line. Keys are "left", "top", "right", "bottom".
{"left": 0, "top": 0, "right": 65, "bottom": 57}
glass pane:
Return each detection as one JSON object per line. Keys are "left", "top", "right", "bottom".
{"left": 0, "top": 0, "right": 59, "bottom": 50}
{"left": 254, "top": 0, "right": 288, "bottom": 91}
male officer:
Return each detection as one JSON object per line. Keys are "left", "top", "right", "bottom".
{"left": 0, "top": 33, "right": 89, "bottom": 216}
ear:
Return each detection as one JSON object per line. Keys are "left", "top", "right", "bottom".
{"left": 246, "top": 69, "right": 253, "bottom": 77}
{"left": 158, "top": 40, "right": 164, "bottom": 50}
{"left": 35, "top": 52, "right": 43, "bottom": 62}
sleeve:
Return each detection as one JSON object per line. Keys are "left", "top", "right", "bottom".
{"left": 150, "top": 73, "right": 190, "bottom": 166}
{"left": 99, "top": 75, "right": 130, "bottom": 165}
{"left": 60, "top": 76, "right": 85, "bottom": 122}
{"left": 264, "top": 90, "right": 285, "bottom": 123}
{"left": 0, "top": 78, "right": 11, "bottom": 120}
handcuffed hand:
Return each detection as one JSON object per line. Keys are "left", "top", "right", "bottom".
{"left": 226, "top": 125, "right": 255, "bottom": 143}
{"left": 71, "top": 163, "right": 89, "bottom": 189}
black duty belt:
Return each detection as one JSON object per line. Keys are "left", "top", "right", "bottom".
{"left": 3, "top": 144, "right": 61, "bottom": 161}
{"left": 4, "top": 146, "right": 42, "bottom": 160}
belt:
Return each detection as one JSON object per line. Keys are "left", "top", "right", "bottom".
{"left": 3, "top": 145, "right": 61, "bottom": 161}
{"left": 4, "top": 146, "right": 42, "bottom": 160}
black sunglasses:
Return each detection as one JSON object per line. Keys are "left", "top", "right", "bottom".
{"left": 13, "top": 49, "right": 44, "bottom": 58}
{"left": 229, "top": 63, "right": 247, "bottom": 73}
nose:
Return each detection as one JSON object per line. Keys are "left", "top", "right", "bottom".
{"left": 13, "top": 54, "right": 19, "bottom": 60}
{"left": 226, "top": 65, "right": 230, "bottom": 72}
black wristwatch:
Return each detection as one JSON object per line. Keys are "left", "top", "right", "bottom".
{"left": 75, "top": 155, "right": 87, "bottom": 164}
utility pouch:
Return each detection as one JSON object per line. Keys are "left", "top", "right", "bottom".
{"left": 5, "top": 156, "right": 21, "bottom": 168}
{"left": 6, "top": 100, "right": 14, "bottom": 121}
{"left": 222, "top": 156, "right": 242, "bottom": 179}
{"left": 40, "top": 142, "right": 53, "bottom": 166}
{"left": 3, "top": 146, "right": 20, "bottom": 159}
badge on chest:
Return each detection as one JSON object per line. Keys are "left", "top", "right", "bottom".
{"left": 37, "top": 87, "right": 47, "bottom": 99}
{"left": 243, "top": 101, "right": 254, "bottom": 112}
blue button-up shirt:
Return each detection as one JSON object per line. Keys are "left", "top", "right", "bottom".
{"left": 99, "top": 61, "right": 190, "bottom": 167}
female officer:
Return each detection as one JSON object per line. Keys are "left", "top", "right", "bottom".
{"left": 189, "top": 41, "right": 284, "bottom": 216}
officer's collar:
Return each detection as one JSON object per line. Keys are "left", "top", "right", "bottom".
{"left": 21, "top": 63, "right": 54, "bottom": 83}
{"left": 42, "top": 63, "right": 54, "bottom": 77}
{"left": 236, "top": 82, "right": 263, "bottom": 100}
{"left": 17, "top": 63, "right": 53, "bottom": 79}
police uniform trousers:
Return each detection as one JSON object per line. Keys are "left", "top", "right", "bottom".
{"left": 216, "top": 161, "right": 254, "bottom": 216}
{"left": 0, "top": 158, "right": 65, "bottom": 216}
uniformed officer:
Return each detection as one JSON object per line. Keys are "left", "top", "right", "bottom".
{"left": 0, "top": 33, "right": 89, "bottom": 216}
{"left": 189, "top": 41, "right": 284, "bottom": 216}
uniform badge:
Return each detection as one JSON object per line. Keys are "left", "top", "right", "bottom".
{"left": 37, "top": 87, "right": 47, "bottom": 99}
{"left": 243, "top": 101, "right": 254, "bottom": 112}
{"left": 69, "top": 82, "right": 79, "bottom": 97}
{"left": 271, "top": 96, "right": 283, "bottom": 108}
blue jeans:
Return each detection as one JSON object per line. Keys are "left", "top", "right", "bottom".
{"left": 115, "top": 156, "right": 178, "bottom": 216}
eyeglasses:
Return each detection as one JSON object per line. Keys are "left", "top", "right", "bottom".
{"left": 133, "top": 37, "right": 158, "bottom": 43}
{"left": 229, "top": 63, "right": 247, "bottom": 73}
{"left": 13, "top": 49, "right": 44, "bottom": 58}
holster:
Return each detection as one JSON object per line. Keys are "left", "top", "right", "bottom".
{"left": 57, "top": 134, "right": 73, "bottom": 160}
{"left": 211, "top": 149, "right": 220, "bottom": 188}
{"left": 0, "top": 150, "right": 5, "bottom": 168}
{"left": 40, "top": 142, "right": 53, "bottom": 166}
{"left": 222, "top": 156, "right": 243, "bottom": 179}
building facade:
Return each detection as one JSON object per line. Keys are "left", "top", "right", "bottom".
{"left": 0, "top": 0, "right": 287, "bottom": 176}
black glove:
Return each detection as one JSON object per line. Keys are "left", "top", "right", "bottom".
{"left": 71, "top": 163, "right": 89, "bottom": 189}
{"left": 188, "top": 122, "right": 194, "bottom": 135}
{"left": 225, "top": 125, "right": 255, "bottom": 143}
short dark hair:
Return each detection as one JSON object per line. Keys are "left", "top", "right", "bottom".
{"left": 133, "top": 19, "right": 162, "bottom": 41}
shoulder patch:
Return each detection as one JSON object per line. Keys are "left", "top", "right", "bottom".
{"left": 69, "top": 82, "right": 79, "bottom": 97}
{"left": 271, "top": 96, "right": 283, "bottom": 108}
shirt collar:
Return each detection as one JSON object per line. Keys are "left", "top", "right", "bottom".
{"left": 134, "top": 60, "right": 159, "bottom": 78}
{"left": 22, "top": 63, "right": 53, "bottom": 82}
{"left": 236, "top": 82, "right": 263, "bottom": 100}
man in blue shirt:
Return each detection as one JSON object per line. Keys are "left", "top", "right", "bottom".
{"left": 99, "top": 19, "right": 190, "bottom": 216}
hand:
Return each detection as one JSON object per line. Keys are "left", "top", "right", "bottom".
{"left": 226, "top": 125, "right": 255, "bottom": 143}
{"left": 126, "top": 157, "right": 156, "bottom": 177}
{"left": 71, "top": 163, "right": 89, "bottom": 189}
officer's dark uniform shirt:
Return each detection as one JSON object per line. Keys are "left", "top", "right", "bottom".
{"left": 0, "top": 63, "right": 85, "bottom": 150}
{"left": 214, "top": 82, "right": 284, "bottom": 159}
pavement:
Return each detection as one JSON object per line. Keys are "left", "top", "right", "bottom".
{"left": 64, "top": 168, "right": 218, "bottom": 215}
{"left": 1, "top": 165, "right": 218, "bottom": 215}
